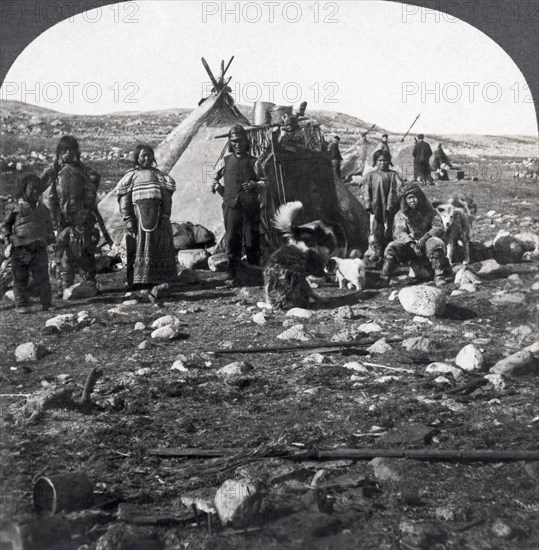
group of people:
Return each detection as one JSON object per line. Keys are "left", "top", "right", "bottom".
{"left": 2, "top": 125, "right": 455, "bottom": 313}
{"left": 1, "top": 136, "right": 179, "bottom": 313}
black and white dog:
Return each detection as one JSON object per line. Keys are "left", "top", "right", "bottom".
{"left": 263, "top": 201, "right": 337, "bottom": 309}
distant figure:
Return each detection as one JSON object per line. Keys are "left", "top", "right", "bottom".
{"left": 413, "top": 134, "right": 433, "bottom": 185}
{"left": 42, "top": 136, "right": 100, "bottom": 294}
{"left": 432, "top": 143, "right": 452, "bottom": 181}
{"left": 2, "top": 175, "right": 56, "bottom": 313}
{"left": 210, "top": 125, "right": 268, "bottom": 286}
{"left": 372, "top": 134, "right": 393, "bottom": 167}
{"left": 363, "top": 151, "right": 403, "bottom": 268}
{"left": 381, "top": 184, "right": 453, "bottom": 287}
{"left": 328, "top": 135, "right": 343, "bottom": 180}
{"left": 116, "top": 144, "right": 177, "bottom": 289}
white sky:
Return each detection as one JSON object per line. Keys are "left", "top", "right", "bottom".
{"left": 1, "top": 0, "right": 537, "bottom": 136}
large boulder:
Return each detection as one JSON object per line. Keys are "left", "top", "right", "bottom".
{"left": 214, "top": 479, "right": 260, "bottom": 526}
{"left": 171, "top": 222, "right": 195, "bottom": 250}
{"left": 398, "top": 286, "right": 447, "bottom": 317}
{"left": 15, "top": 342, "right": 47, "bottom": 362}
{"left": 63, "top": 281, "right": 98, "bottom": 301}
{"left": 177, "top": 249, "right": 210, "bottom": 270}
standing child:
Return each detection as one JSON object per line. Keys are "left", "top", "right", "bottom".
{"left": 2, "top": 175, "right": 56, "bottom": 312}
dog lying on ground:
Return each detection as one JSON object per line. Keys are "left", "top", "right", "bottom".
{"left": 324, "top": 257, "right": 366, "bottom": 291}
{"left": 263, "top": 201, "right": 332, "bottom": 309}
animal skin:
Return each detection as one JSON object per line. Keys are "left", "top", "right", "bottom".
{"left": 264, "top": 201, "right": 329, "bottom": 309}
{"left": 325, "top": 257, "right": 366, "bottom": 291}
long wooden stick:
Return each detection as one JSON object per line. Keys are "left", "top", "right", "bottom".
{"left": 208, "top": 340, "right": 373, "bottom": 355}
{"left": 150, "top": 447, "right": 539, "bottom": 462}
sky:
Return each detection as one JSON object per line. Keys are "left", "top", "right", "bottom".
{"left": 1, "top": 0, "right": 537, "bottom": 136}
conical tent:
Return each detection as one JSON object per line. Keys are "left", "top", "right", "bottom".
{"left": 99, "top": 62, "right": 248, "bottom": 243}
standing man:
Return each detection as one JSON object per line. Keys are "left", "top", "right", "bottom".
{"left": 328, "top": 135, "right": 343, "bottom": 180}
{"left": 372, "top": 134, "right": 392, "bottom": 166}
{"left": 363, "top": 151, "right": 403, "bottom": 268}
{"left": 413, "top": 134, "right": 434, "bottom": 185}
{"left": 210, "top": 125, "right": 268, "bottom": 286}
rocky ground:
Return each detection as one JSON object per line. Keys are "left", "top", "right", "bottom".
{"left": 0, "top": 177, "right": 538, "bottom": 550}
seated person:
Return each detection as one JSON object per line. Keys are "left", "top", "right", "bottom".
{"left": 381, "top": 184, "right": 453, "bottom": 287}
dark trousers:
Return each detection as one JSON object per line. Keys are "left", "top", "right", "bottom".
{"left": 11, "top": 245, "right": 51, "bottom": 307}
{"left": 223, "top": 194, "right": 261, "bottom": 275}
{"left": 418, "top": 160, "right": 433, "bottom": 184}
{"left": 371, "top": 216, "right": 394, "bottom": 260}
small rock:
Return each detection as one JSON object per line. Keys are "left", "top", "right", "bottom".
{"left": 151, "top": 315, "right": 180, "bottom": 329}
{"left": 425, "top": 362, "right": 463, "bottom": 380}
{"left": 335, "top": 306, "right": 353, "bottom": 320}
{"left": 134, "top": 322, "right": 146, "bottom": 331}
{"left": 151, "top": 325, "right": 189, "bottom": 340}
{"left": 15, "top": 342, "right": 46, "bottom": 362}
{"left": 486, "top": 210, "right": 496, "bottom": 218}
{"left": 121, "top": 299, "right": 139, "bottom": 307}
{"left": 455, "top": 268, "right": 482, "bottom": 287}
{"left": 358, "top": 321, "right": 382, "bottom": 334}
{"left": 56, "top": 374, "right": 71, "bottom": 383}
{"left": 170, "top": 360, "right": 188, "bottom": 372}
{"left": 402, "top": 336, "right": 438, "bottom": 353}
{"left": 398, "top": 285, "right": 447, "bottom": 317}
{"left": 375, "top": 375, "right": 400, "bottom": 384}
{"left": 252, "top": 312, "right": 267, "bottom": 325}
{"left": 277, "top": 324, "right": 310, "bottom": 342}
{"left": 137, "top": 341, "right": 150, "bottom": 350}
{"left": 286, "top": 308, "right": 313, "bottom": 319}
{"left": 507, "top": 274, "right": 523, "bottom": 284}
{"left": 491, "top": 519, "right": 512, "bottom": 538}
{"left": 491, "top": 292, "right": 527, "bottom": 306}
{"left": 460, "top": 283, "right": 478, "bottom": 293}
{"left": 367, "top": 338, "right": 392, "bottom": 354}
{"left": 484, "top": 374, "right": 505, "bottom": 390}
{"left": 214, "top": 479, "right": 260, "bottom": 526}
{"left": 217, "top": 361, "right": 253, "bottom": 377}
{"left": 303, "top": 353, "right": 326, "bottom": 364}
{"left": 63, "top": 280, "right": 98, "bottom": 300}
{"left": 4, "top": 290, "right": 15, "bottom": 302}
{"left": 45, "top": 313, "right": 77, "bottom": 332}
{"left": 478, "top": 259, "right": 501, "bottom": 275}
{"left": 135, "top": 367, "right": 151, "bottom": 376}
{"left": 342, "top": 361, "right": 369, "bottom": 373}
{"left": 388, "top": 290, "right": 399, "bottom": 301}
{"left": 531, "top": 281, "right": 539, "bottom": 291}
{"left": 490, "top": 343, "right": 539, "bottom": 376}
{"left": 208, "top": 253, "right": 229, "bottom": 272}
{"left": 177, "top": 249, "right": 209, "bottom": 270}
{"left": 413, "top": 316, "right": 433, "bottom": 324}
{"left": 451, "top": 289, "right": 465, "bottom": 296}
{"left": 434, "top": 375, "right": 451, "bottom": 384}
{"left": 85, "top": 353, "right": 98, "bottom": 363}
{"left": 455, "top": 344, "right": 484, "bottom": 371}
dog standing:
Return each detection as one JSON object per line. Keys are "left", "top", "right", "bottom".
{"left": 436, "top": 204, "right": 472, "bottom": 265}
{"left": 263, "top": 201, "right": 330, "bottom": 309}
{"left": 325, "top": 257, "right": 366, "bottom": 291}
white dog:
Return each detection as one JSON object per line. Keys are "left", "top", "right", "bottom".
{"left": 324, "top": 257, "right": 366, "bottom": 291}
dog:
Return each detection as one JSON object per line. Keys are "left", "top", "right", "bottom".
{"left": 436, "top": 204, "right": 472, "bottom": 265}
{"left": 263, "top": 201, "right": 331, "bottom": 309}
{"left": 325, "top": 257, "right": 366, "bottom": 291}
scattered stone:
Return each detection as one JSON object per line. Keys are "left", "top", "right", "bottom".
{"left": 478, "top": 259, "right": 501, "bottom": 275}
{"left": 460, "top": 283, "right": 478, "bottom": 293}
{"left": 510, "top": 325, "right": 533, "bottom": 342}
{"left": 4, "top": 290, "right": 15, "bottom": 302}
{"left": 44, "top": 313, "right": 77, "bottom": 332}
{"left": 491, "top": 519, "right": 512, "bottom": 539}
{"left": 398, "top": 285, "right": 447, "bottom": 317}
{"left": 217, "top": 361, "right": 254, "bottom": 377}
{"left": 342, "top": 362, "right": 369, "bottom": 373}
{"left": 367, "top": 338, "right": 392, "bottom": 354}
{"left": 286, "top": 308, "right": 313, "bottom": 319}
{"left": 303, "top": 354, "right": 326, "bottom": 364}
{"left": 335, "top": 306, "right": 353, "bottom": 320}
{"left": 486, "top": 210, "right": 496, "bottom": 217}
{"left": 277, "top": 324, "right": 310, "bottom": 342}
{"left": 208, "top": 253, "right": 229, "bottom": 272}
{"left": 135, "top": 368, "right": 151, "bottom": 376}
{"left": 15, "top": 342, "right": 46, "bottom": 362}
{"left": 176, "top": 249, "right": 210, "bottom": 270}
{"left": 134, "top": 322, "right": 145, "bottom": 331}
{"left": 138, "top": 341, "right": 151, "bottom": 350}
{"left": 402, "top": 336, "right": 438, "bottom": 353}
{"left": 371, "top": 457, "right": 401, "bottom": 481}
{"left": 252, "top": 312, "right": 267, "bottom": 325}
{"left": 490, "top": 293, "right": 526, "bottom": 306}
{"left": 425, "top": 362, "right": 463, "bottom": 380}
{"left": 63, "top": 280, "right": 98, "bottom": 301}
{"left": 56, "top": 374, "right": 71, "bottom": 383}
{"left": 121, "top": 299, "right": 139, "bottom": 307}
{"left": 85, "top": 354, "right": 98, "bottom": 363}
{"left": 358, "top": 321, "right": 382, "bottom": 334}
{"left": 239, "top": 288, "right": 257, "bottom": 305}
{"left": 413, "top": 316, "right": 433, "bottom": 324}
{"left": 531, "top": 281, "right": 539, "bottom": 291}
{"left": 388, "top": 290, "right": 399, "bottom": 301}
{"left": 455, "top": 268, "right": 482, "bottom": 287}
{"left": 507, "top": 274, "right": 523, "bottom": 284}
{"left": 375, "top": 375, "right": 400, "bottom": 384}
{"left": 170, "top": 359, "right": 188, "bottom": 372}
{"left": 451, "top": 289, "right": 465, "bottom": 296}
{"left": 282, "top": 318, "right": 297, "bottom": 329}
{"left": 151, "top": 324, "right": 189, "bottom": 341}
{"left": 151, "top": 315, "right": 180, "bottom": 329}
{"left": 330, "top": 328, "right": 360, "bottom": 342}
{"left": 490, "top": 343, "right": 539, "bottom": 377}
{"left": 214, "top": 479, "right": 260, "bottom": 526}
{"left": 434, "top": 376, "right": 451, "bottom": 385}
{"left": 484, "top": 374, "right": 506, "bottom": 390}
{"left": 455, "top": 344, "right": 484, "bottom": 372}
